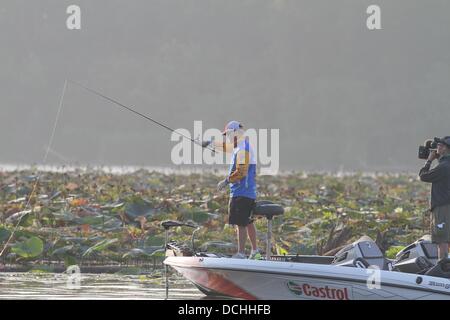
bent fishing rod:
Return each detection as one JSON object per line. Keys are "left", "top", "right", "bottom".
{"left": 67, "top": 80, "right": 217, "bottom": 153}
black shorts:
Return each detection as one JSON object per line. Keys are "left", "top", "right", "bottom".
{"left": 229, "top": 196, "right": 255, "bottom": 227}
{"left": 431, "top": 204, "right": 450, "bottom": 243}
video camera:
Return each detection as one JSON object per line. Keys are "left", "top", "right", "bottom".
{"left": 418, "top": 138, "right": 439, "bottom": 159}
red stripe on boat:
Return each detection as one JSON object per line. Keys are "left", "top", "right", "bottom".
{"left": 180, "top": 267, "right": 257, "bottom": 300}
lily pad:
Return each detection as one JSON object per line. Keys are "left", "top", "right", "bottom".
{"left": 51, "top": 211, "right": 75, "bottom": 222}
{"left": 0, "top": 227, "right": 11, "bottom": 243}
{"left": 29, "top": 265, "right": 55, "bottom": 273}
{"left": 146, "top": 235, "right": 165, "bottom": 246}
{"left": 51, "top": 245, "right": 75, "bottom": 257}
{"left": 6, "top": 210, "right": 32, "bottom": 225}
{"left": 101, "top": 217, "right": 123, "bottom": 229}
{"left": 183, "top": 209, "right": 210, "bottom": 224}
{"left": 122, "top": 248, "right": 147, "bottom": 259}
{"left": 61, "top": 237, "right": 85, "bottom": 244}
{"left": 303, "top": 198, "right": 318, "bottom": 204}
{"left": 385, "top": 246, "right": 405, "bottom": 259}
{"left": 65, "top": 256, "right": 78, "bottom": 267}
{"left": 49, "top": 191, "right": 62, "bottom": 200}
{"left": 101, "top": 201, "right": 124, "bottom": 210}
{"left": 11, "top": 236, "right": 44, "bottom": 258}
{"left": 82, "top": 238, "right": 118, "bottom": 257}
{"left": 124, "top": 196, "right": 156, "bottom": 220}
{"left": 24, "top": 175, "right": 38, "bottom": 182}
{"left": 207, "top": 200, "right": 221, "bottom": 210}
{"left": 7, "top": 197, "right": 27, "bottom": 204}
{"left": 150, "top": 248, "right": 166, "bottom": 258}
{"left": 16, "top": 186, "right": 32, "bottom": 196}
{"left": 3, "top": 184, "right": 17, "bottom": 194}
{"left": 75, "top": 215, "right": 104, "bottom": 226}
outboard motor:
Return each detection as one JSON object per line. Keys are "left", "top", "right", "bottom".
{"left": 332, "top": 236, "right": 387, "bottom": 270}
{"left": 392, "top": 235, "right": 438, "bottom": 274}
{"left": 425, "top": 258, "right": 450, "bottom": 279}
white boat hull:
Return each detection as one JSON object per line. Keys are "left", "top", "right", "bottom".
{"left": 165, "top": 257, "right": 450, "bottom": 300}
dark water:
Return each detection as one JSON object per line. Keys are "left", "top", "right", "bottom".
{"left": 0, "top": 272, "right": 204, "bottom": 300}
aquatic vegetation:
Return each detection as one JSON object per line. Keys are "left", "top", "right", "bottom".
{"left": 385, "top": 246, "right": 405, "bottom": 259}
{"left": 83, "top": 238, "right": 119, "bottom": 257}
{"left": 0, "top": 169, "right": 432, "bottom": 267}
{"left": 11, "top": 236, "right": 44, "bottom": 259}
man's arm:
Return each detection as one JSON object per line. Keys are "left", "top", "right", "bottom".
{"left": 419, "top": 161, "right": 446, "bottom": 183}
{"left": 228, "top": 150, "right": 250, "bottom": 183}
{"left": 212, "top": 140, "right": 234, "bottom": 154}
{"left": 202, "top": 139, "right": 234, "bottom": 153}
{"left": 216, "top": 149, "right": 249, "bottom": 191}
{"left": 419, "top": 150, "right": 445, "bottom": 183}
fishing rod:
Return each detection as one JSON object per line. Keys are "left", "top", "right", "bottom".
{"left": 67, "top": 80, "right": 218, "bottom": 154}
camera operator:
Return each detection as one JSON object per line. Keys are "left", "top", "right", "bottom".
{"left": 419, "top": 136, "right": 450, "bottom": 260}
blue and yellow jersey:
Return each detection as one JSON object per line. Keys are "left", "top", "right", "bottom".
{"left": 227, "top": 138, "right": 257, "bottom": 199}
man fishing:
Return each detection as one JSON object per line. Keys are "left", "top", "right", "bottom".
{"left": 203, "top": 121, "right": 261, "bottom": 259}
{"left": 62, "top": 82, "right": 263, "bottom": 259}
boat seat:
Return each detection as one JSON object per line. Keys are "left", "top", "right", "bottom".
{"left": 253, "top": 201, "right": 284, "bottom": 220}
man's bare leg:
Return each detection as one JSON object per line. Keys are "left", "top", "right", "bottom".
{"left": 246, "top": 223, "right": 257, "bottom": 251}
{"left": 438, "top": 243, "right": 449, "bottom": 259}
{"left": 237, "top": 226, "right": 247, "bottom": 254}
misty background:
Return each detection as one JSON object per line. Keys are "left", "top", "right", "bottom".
{"left": 0, "top": 0, "right": 449, "bottom": 172}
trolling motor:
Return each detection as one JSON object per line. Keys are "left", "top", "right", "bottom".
{"left": 160, "top": 220, "right": 199, "bottom": 300}
{"left": 252, "top": 201, "right": 284, "bottom": 260}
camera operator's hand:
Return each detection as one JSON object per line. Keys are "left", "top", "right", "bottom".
{"left": 427, "top": 150, "right": 438, "bottom": 162}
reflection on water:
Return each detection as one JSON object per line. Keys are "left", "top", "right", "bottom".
{"left": 0, "top": 273, "right": 205, "bottom": 300}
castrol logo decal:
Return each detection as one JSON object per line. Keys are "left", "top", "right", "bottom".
{"left": 287, "top": 281, "right": 353, "bottom": 300}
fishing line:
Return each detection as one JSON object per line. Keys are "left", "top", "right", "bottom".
{"left": 0, "top": 80, "right": 68, "bottom": 257}
{"left": 67, "top": 80, "right": 218, "bottom": 154}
